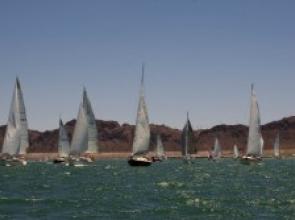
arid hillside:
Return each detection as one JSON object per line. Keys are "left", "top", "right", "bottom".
{"left": 0, "top": 116, "right": 295, "bottom": 153}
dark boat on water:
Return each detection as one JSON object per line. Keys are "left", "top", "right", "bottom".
{"left": 53, "top": 157, "right": 68, "bottom": 164}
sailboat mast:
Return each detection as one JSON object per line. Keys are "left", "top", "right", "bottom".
{"left": 185, "top": 112, "right": 189, "bottom": 156}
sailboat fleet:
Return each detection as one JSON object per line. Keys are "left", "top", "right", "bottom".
{"left": 0, "top": 71, "right": 285, "bottom": 166}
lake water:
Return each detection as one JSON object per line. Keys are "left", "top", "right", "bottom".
{"left": 0, "top": 159, "right": 294, "bottom": 219}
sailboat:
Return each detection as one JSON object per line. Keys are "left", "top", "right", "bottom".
{"left": 128, "top": 65, "right": 152, "bottom": 166}
{"left": 209, "top": 137, "right": 221, "bottom": 160}
{"left": 70, "top": 88, "right": 97, "bottom": 164}
{"left": 273, "top": 132, "right": 280, "bottom": 158}
{"left": 233, "top": 144, "right": 240, "bottom": 159}
{"left": 0, "top": 78, "right": 28, "bottom": 166}
{"left": 53, "top": 118, "right": 71, "bottom": 164}
{"left": 152, "top": 134, "right": 167, "bottom": 162}
{"left": 241, "top": 84, "right": 263, "bottom": 162}
{"left": 181, "top": 113, "right": 194, "bottom": 162}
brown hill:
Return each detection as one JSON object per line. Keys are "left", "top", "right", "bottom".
{"left": 0, "top": 116, "right": 295, "bottom": 153}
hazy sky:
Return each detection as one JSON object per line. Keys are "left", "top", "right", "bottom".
{"left": 0, "top": 0, "right": 294, "bottom": 131}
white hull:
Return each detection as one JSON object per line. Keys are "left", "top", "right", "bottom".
{"left": 128, "top": 156, "right": 152, "bottom": 166}
{"left": 241, "top": 155, "right": 262, "bottom": 163}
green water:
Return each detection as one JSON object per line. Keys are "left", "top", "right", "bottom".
{"left": 0, "top": 159, "right": 295, "bottom": 219}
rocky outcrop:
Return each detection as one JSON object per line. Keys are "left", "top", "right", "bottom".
{"left": 0, "top": 116, "right": 295, "bottom": 153}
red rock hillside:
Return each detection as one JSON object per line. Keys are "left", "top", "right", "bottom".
{"left": 0, "top": 116, "right": 295, "bottom": 153}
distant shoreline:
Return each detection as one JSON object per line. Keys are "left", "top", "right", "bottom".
{"left": 21, "top": 149, "right": 295, "bottom": 161}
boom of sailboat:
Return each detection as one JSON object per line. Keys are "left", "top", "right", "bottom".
{"left": 0, "top": 72, "right": 287, "bottom": 166}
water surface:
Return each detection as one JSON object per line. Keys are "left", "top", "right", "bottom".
{"left": 0, "top": 159, "right": 294, "bottom": 219}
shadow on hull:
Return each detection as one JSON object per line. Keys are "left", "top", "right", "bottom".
{"left": 240, "top": 156, "right": 262, "bottom": 165}
{"left": 128, "top": 156, "right": 152, "bottom": 166}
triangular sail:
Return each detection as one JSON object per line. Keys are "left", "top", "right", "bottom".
{"left": 273, "top": 133, "right": 280, "bottom": 157}
{"left": 132, "top": 65, "right": 150, "bottom": 156}
{"left": 58, "top": 119, "right": 70, "bottom": 157}
{"left": 181, "top": 113, "right": 194, "bottom": 157}
{"left": 233, "top": 144, "right": 239, "bottom": 158}
{"left": 71, "top": 88, "right": 98, "bottom": 155}
{"left": 246, "top": 84, "right": 263, "bottom": 157}
{"left": 85, "top": 91, "right": 98, "bottom": 153}
{"left": 156, "top": 134, "right": 165, "bottom": 157}
{"left": 2, "top": 78, "right": 29, "bottom": 155}
{"left": 212, "top": 137, "right": 221, "bottom": 158}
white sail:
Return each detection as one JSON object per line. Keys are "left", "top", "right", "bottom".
{"left": 273, "top": 133, "right": 280, "bottom": 157}
{"left": 233, "top": 144, "right": 239, "bottom": 158}
{"left": 156, "top": 134, "right": 165, "bottom": 158}
{"left": 246, "top": 84, "right": 263, "bottom": 157}
{"left": 260, "top": 136, "right": 264, "bottom": 156}
{"left": 58, "top": 119, "right": 70, "bottom": 157}
{"left": 212, "top": 137, "right": 221, "bottom": 158}
{"left": 71, "top": 88, "right": 98, "bottom": 155}
{"left": 132, "top": 66, "right": 150, "bottom": 156}
{"left": 181, "top": 113, "right": 194, "bottom": 157}
{"left": 2, "top": 78, "right": 29, "bottom": 155}
{"left": 85, "top": 92, "right": 98, "bottom": 154}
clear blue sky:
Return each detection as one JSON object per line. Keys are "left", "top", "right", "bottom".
{"left": 0, "top": 0, "right": 294, "bottom": 131}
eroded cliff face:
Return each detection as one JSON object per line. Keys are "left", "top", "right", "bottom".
{"left": 0, "top": 116, "right": 295, "bottom": 153}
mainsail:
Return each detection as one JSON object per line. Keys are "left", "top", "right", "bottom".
{"left": 156, "top": 134, "right": 165, "bottom": 158}
{"left": 71, "top": 88, "right": 98, "bottom": 154}
{"left": 181, "top": 113, "right": 194, "bottom": 157}
{"left": 246, "top": 84, "right": 263, "bottom": 157}
{"left": 273, "top": 132, "right": 280, "bottom": 157}
{"left": 2, "top": 78, "right": 29, "bottom": 155}
{"left": 58, "top": 119, "right": 70, "bottom": 157}
{"left": 132, "top": 65, "right": 150, "bottom": 156}
{"left": 233, "top": 144, "right": 239, "bottom": 158}
{"left": 212, "top": 137, "right": 221, "bottom": 158}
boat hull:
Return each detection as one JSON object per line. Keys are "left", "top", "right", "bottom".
{"left": 0, "top": 158, "right": 27, "bottom": 166}
{"left": 53, "top": 157, "right": 67, "bottom": 164}
{"left": 240, "top": 155, "right": 262, "bottom": 164}
{"left": 66, "top": 156, "right": 93, "bottom": 167}
{"left": 128, "top": 157, "right": 152, "bottom": 166}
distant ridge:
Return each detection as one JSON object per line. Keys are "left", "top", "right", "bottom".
{"left": 1, "top": 116, "right": 295, "bottom": 153}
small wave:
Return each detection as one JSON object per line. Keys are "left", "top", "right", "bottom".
{"left": 157, "top": 181, "right": 169, "bottom": 188}
{"left": 42, "top": 184, "right": 50, "bottom": 188}
{"left": 186, "top": 198, "right": 201, "bottom": 207}
{"left": 104, "top": 165, "right": 112, "bottom": 170}
{"left": 25, "top": 198, "right": 44, "bottom": 202}
{"left": 157, "top": 181, "right": 184, "bottom": 188}
{"left": 287, "top": 199, "right": 295, "bottom": 204}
